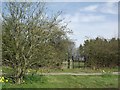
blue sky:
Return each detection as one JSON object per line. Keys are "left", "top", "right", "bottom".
{"left": 47, "top": 2, "right": 118, "bottom": 47}
{"left": 0, "top": 1, "right": 118, "bottom": 47}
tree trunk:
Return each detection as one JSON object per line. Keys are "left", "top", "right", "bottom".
{"left": 15, "top": 67, "right": 24, "bottom": 84}
{"left": 16, "top": 77, "right": 22, "bottom": 84}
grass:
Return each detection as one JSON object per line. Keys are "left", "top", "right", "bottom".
{"left": 1, "top": 66, "right": 119, "bottom": 88}
{"left": 34, "top": 67, "right": 118, "bottom": 74}
{"left": 2, "top": 66, "right": 15, "bottom": 75}
{"left": 3, "top": 75, "right": 119, "bottom": 88}
{"left": 2, "top": 66, "right": 118, "bottom": 75}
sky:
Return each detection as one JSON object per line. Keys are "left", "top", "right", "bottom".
{"left": 46, "top": 2, "right": 118, "bottom": 47}
{"left": 0, "top": 1, "right": 118, "bottom": 47}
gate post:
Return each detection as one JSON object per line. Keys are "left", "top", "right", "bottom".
{"left": 78, "top": 58, "right": 80, "bottom": 68}
{"left": 72, "top": 56, "right": 74, "bottom": 69}
{"left": 68, "top": 57, "right": 70, "bottom": 69}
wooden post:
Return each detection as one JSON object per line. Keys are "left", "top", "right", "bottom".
{"left": 84, "top": 56, "right": 87, "bottom": 68}
{"left": 68, "top": 57, "right": 70, "bottom": 69}
{"left": 78, "top": 58, "right": 80, "bottom": 68}
{"left": 72, "top": 56, "right": 74, "bottom": 69}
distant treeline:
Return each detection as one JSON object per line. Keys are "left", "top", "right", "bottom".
{"left": 79, "top": 37, "right": 119, "bottom": 68}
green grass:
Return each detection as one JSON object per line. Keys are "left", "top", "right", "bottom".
{"left": 2, "top": 66, "right": 118, "bottom": 75}
{"left": 34, "top": 67, "right": 118, "bottom": 74}
{"left": 2, "top": 66, "right": 15, "bottom": 74}
{"left": 3, "top": 75, "right": 119, "bottom": 88}
{"left": 2, "top": 66, "right": 119, "bottom": 88}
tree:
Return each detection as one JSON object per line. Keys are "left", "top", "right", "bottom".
{"left": 2, "top": 2, "right": 70, "bottom": 84}
{"left": 78, "top": 37, "right": 118, "bottom": 69}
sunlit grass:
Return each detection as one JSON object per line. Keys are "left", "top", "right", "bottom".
{"left": 3, "top": 75, "right": 118, "bottom": 88}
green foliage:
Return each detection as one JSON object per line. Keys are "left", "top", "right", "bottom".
{"left": 2, "top": 2, "right": 72, "bottom": 84}
{"left": 79, "top": 37, "right": 118, "bottom": 68}
{"left": 24, "top": 75, "right": 47, "bottom": 84}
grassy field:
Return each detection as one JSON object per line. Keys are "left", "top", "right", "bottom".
{"left": 36, "top": 67, "right": 118, "bottom": 73}
{"left": 2, "top": 66, "right": 118, "bottom": 75}
{"left": 2, "top": 75, "right": 119, "bottom": 88}
{"left": 1, "top": 66, "right": 119, "bottom": 88}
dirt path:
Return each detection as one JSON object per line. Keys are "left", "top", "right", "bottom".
{"left": 39, "top": 72, "right": 119, "bottom": 75}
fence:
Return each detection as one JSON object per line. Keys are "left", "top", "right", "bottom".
{"left": 62, "top": 56, "right": 85, "bottom": 69}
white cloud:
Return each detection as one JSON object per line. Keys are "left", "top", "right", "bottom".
{"left": 79, "top": 14, "right": 105, "bottom": 22}
{"left": 80, "top": 2, "right": 118, "bottom": 15}
{"left": 60, "top": 11, "right": 117, "bottom": 47}
{"left": 62, "top": 13, "right": 106, "bottom": 23}
{"left": 68, "top": 21, "right": 118, "bottom": 47}
{"left": 58, "top": 2, "right": 118, "bottom": 47}
{"left": 100, "top": 2, "right": 118, "bottom": 14}
{"left": 80, "top": 5, "right": 98, "bottom": 12}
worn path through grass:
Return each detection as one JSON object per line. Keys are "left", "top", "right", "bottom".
{"left": 37, "top": 72, "right": 119, "bottom": 75}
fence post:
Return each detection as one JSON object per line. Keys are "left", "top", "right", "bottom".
{"left": 72, "top": 56, "right": 74, "bottom": 69}
{"left": 78, "top": 58, "right": 80, "bottom": 68}
{"left": 68, "top": 58, "right": 70, "bottom": 69}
